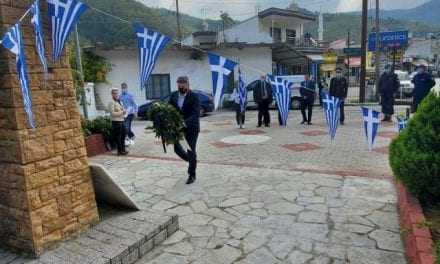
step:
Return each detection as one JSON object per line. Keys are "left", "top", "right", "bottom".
{"left": 1, "top": 208, "right": 179, "bottom": 264}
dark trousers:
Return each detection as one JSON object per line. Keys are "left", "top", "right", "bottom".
{"left": 301, "top": 97, "right": 314, "bottom": 123}
{"left": 112, "top": 121, "right": 126, "bottom": 154}
{"left": 339, "top": 100, "right": 345, "bottom": 123}
{"left": 235, "top": 104, "right": 245, "bottom": 125}
{"left": 257, "top": 101, "right": 271, "bottom": 127}
{"left": 174, "top": 129, "right": 199, "bottom": 177}
{"left": 124, "top": 114, "right": 135, "bottom": 139}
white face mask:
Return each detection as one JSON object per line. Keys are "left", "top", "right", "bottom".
{"left": 336, "top": 73, "right": 342, "bottom": 78}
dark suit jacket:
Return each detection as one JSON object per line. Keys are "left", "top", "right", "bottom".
{"left": 253, "top": 80, "right": 273, "bottom": 104}
{"left": 329, "top": 77, "right": 348, "bottom": 99}
{"left": 300, "top": 80, "right": 316, "bottom": 99}
{"left": 169, "top": 91, "right": 200, "bottom": 133}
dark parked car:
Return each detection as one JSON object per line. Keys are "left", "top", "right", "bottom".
{"left": 137, "top": 90, "right": 214, "bottom": 119}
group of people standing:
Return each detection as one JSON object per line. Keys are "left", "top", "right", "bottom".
{"left": 378, "top": 64, "right": 436, "bottom": 122}
{"left": 230, "top": 68, "right": 349, "bottom": 128}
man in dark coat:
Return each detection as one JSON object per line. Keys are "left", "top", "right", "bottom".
{"left": 329, "top": 68, "right": 349, "bottom": 125}
{"left": 169, "top": 76, "right": 200, "bottom": 185}
{"left": 253, "top": 76, "right": 273, "bottom": 127}
{"left": 300, "top": 74, "right": 316, "bottom": 125}
{"left": 379, "top": 65, "right": 400, "bottom": 122}
{"left": 411, "top": 65, "right": 436, "bottom": 113}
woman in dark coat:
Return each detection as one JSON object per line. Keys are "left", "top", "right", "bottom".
{"left": 379, "top": 65, "right": 400, "bottom": 122}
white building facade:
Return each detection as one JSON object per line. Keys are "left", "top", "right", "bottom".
{"left": 94, "top": 7, "right": 323, "bottom": 108}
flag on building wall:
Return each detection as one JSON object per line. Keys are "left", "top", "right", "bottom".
{"left": 268, "top": 75, "right": 291, "bottom": 127}
{"left": 30, "top": 0, "right": 48, "bottom": 74}
{"left": 47, "top": 0, "right": 88, "bottom": 60}
{"left": 208, "top": 53, "right": 237, "bottom": 110}
{"left": 238, "top": 68, "right": 247, "bottom": 113}
{"left": 135, "top": 25, "right": 171, "bottom": 91}
{"left": 323, "top": 94, "right": 341, "bottom": 140}
{"left": 362, "top": 107, "right": 380, "bottom": 151}
{"left": 1, "top": 24, "right": 35, "bottom": 128}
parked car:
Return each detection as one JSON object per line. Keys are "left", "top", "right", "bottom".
{"left": 137, "top": 90, "right": 214, "bottom": 119}
{"left": 394, "top": 70, "right": 414, "bottom": 98}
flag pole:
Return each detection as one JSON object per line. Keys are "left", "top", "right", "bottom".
{"left": 75, "top": 24, "right": 88, "bottom": 119}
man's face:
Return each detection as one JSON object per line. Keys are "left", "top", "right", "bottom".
{"left": 112, "top": 90, "right": 119, "bottom": 100}
{"left": 336, "top": 71, "right": 342, "bottom": 77}
{"left": 121, "top": 84, "right": 128, "bottom": 94}
{"left": 418, "top": 67, "right": 425, "bottom": 74}
{"left": 305, "top": 75, "right": 310, "bottom": 81}
{"left": 178, "top": 81, "right": 189, "bottom": 94}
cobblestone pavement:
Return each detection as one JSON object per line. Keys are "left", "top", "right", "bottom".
{"left": 89, "top": 106, "right": 407, "bottom": 264}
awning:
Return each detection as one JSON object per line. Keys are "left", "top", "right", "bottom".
{"left": 345, "top": 57, "right": 361, "bottom": 67}
{"left": 306, "top": 54, "right": 324, "bottom": 62}
{"left": 321, "top": 64, "right": 336, "bottom": 72}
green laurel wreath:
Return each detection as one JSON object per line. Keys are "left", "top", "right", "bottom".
{"left": 148, "top": 102, "right": 185, "bottom": 153}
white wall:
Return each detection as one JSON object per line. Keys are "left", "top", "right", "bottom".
{"left": 95, "top": 47, "right": 273, "bottom": 107}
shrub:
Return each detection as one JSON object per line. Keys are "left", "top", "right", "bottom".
{"left": 389, "top": 93, "right": 440, "bottom": 205}
{"left": 81, "top": 116, "right": 112, "bottom": 142}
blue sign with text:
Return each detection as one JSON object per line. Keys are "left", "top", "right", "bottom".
{"left": 368, "top": 31, "right": 409, "bottom": 51}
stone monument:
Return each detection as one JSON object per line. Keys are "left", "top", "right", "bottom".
{"left": 0, "top": 0, "right": 99, "bottom": 256}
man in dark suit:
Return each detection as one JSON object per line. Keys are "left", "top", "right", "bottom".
{"left": 411, "top": 65, "right": 436, "bottom": 113}
{"left": 379, "top": 65, "right": 400, "bottom": 122}
{"left": 300, "top": 74, "right": 316, "bottom": 125}
{"left": 329, "top": 68, "right": 349, "bottom": 125}
{"left": 169, "top": 76, "right": 200, "bottom": 185}
{"left": 253, "top": 76, "right": 273, "bottom": 127}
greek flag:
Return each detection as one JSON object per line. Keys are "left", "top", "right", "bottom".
{"left": 238, "top": 68, "right": 247, "bottom": 113}
{"left": 268, "top": 75, "right": 291, "bottom": 127}
{"left": 362, "top": 107, "right": 380, "bottom": 151}
{"left": 31, "top": 0, "right": 48, "bottom": 74}
{"left": 208, "top": 53, "right": 237, "bottom": 110}
{"left": 135, "top": 25, "right": 171, "bottom": 90}
{"left": 323, "top": 94, "right": 341, "bottom": 140}
{"left": 397, "top": 117, "right": 408, "bottom": 132}
{"left": 47, "top": 0, "right": 88, "bottom": 60}
{"left": 1, "top": 24, "right": 35, "bottom": 128}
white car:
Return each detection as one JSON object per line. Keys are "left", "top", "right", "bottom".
{"left": 395, "top": 70, "right": 414, "bottom": 98}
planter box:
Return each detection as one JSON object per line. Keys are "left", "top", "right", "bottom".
{"left": 397, "top": 182, "right": 436, "bottom": 264}
{"left": 85, "top": 134, "right": 108, "bottom": 157}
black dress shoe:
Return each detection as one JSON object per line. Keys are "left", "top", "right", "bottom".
{"left": 307, "top": 122, "right": 313, "bottom": 125}
{"left": 186, "top": 176, "right": 196, "bottom": 185}
{"left": 301, "top": 121, "right": 307, "bottom": 125}
{"left": 118, "top": 151, "right": 129, "bottom": 156}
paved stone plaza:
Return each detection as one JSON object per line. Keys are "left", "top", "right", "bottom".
{"left": 90, "top": 106, "right": 408, "bottom": 264}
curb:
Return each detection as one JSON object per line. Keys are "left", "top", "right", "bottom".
{"left": 397, "top": 182, "right": 436, "bottom": 264}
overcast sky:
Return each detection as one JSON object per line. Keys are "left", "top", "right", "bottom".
{"left": 137, "top": 0, "right": 431, "bottom": 19}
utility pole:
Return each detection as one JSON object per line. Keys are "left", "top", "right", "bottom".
{"left": 359, "top": 0, "right": 368, "bottom": 103}
{"left": 347, "top": 30, "right": 351, "bottom": 85}
{"left": 175, "top": 0, "right": 182, "bottom": 43}
{"left": 75, "top": 25, "right": 88, "bottom": 119}
{"left": 374, "top": 0, "right": 381, "bottom": 99}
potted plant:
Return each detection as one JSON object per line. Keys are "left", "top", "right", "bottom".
{"left": 82, "top": 116, "right": 112, "bottom": 157}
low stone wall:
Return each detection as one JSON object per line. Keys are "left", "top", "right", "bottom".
{"left": 397, "top": 182, "right": 436, "bottom": 264}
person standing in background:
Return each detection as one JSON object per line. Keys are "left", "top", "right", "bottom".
{"left": 411, "top": 65, "right": 436, "bottom": 113}
{"left": 108, "top": 88, "right": 128, "bottom": 156}
{"left": 231, "top": 86, "right": 246, "bottom": 129}
{"left": 329, "top": 68, "right": 349, "bottom": 125}
{"left": 300, "top": 74, "right": 316, "bottom": 125}
{"left": 254, "top": 76, "right": 273, "bottom": 127}
{"left": 378, "top": 65, "right": 400, "bottom": 122}
{"left": 120, "top": 83, "right": 138, "bottom": 145}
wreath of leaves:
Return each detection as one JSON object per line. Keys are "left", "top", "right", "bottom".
{"left": 148, "top": 102, "right": 185, "bottom": 153}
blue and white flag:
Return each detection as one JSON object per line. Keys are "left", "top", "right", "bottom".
{"left": 323, "top": 94, "right": 341, "bottom": 140}
{"left": 238, "top": 68, "right": 247, "bottom": 113}
{"left": 1, "top": 24, "right": 35, "bottom": 128}
{"left": 31, "top": 0, "right": 48, "bottom": 74}
{"left": 397, "top": 117, "right": 408, "bottom": 132}
{"left": 47, "top": 0, "right": 88, "bottom": 60}
{"left": 208, "top": 53, "right": 237, "bottom": 110}
{"left": 362, "top": 107, "right": 380, "bottom": 151}
{"left": 135, "top": 25, "right": 171, "bottom": 90}
{"left": 268, "top": 75, "right": 291, "bottom": 127}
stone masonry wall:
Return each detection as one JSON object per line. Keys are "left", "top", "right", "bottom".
{"left": 0, "top": 0, "right": 99, "bottom": 255}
